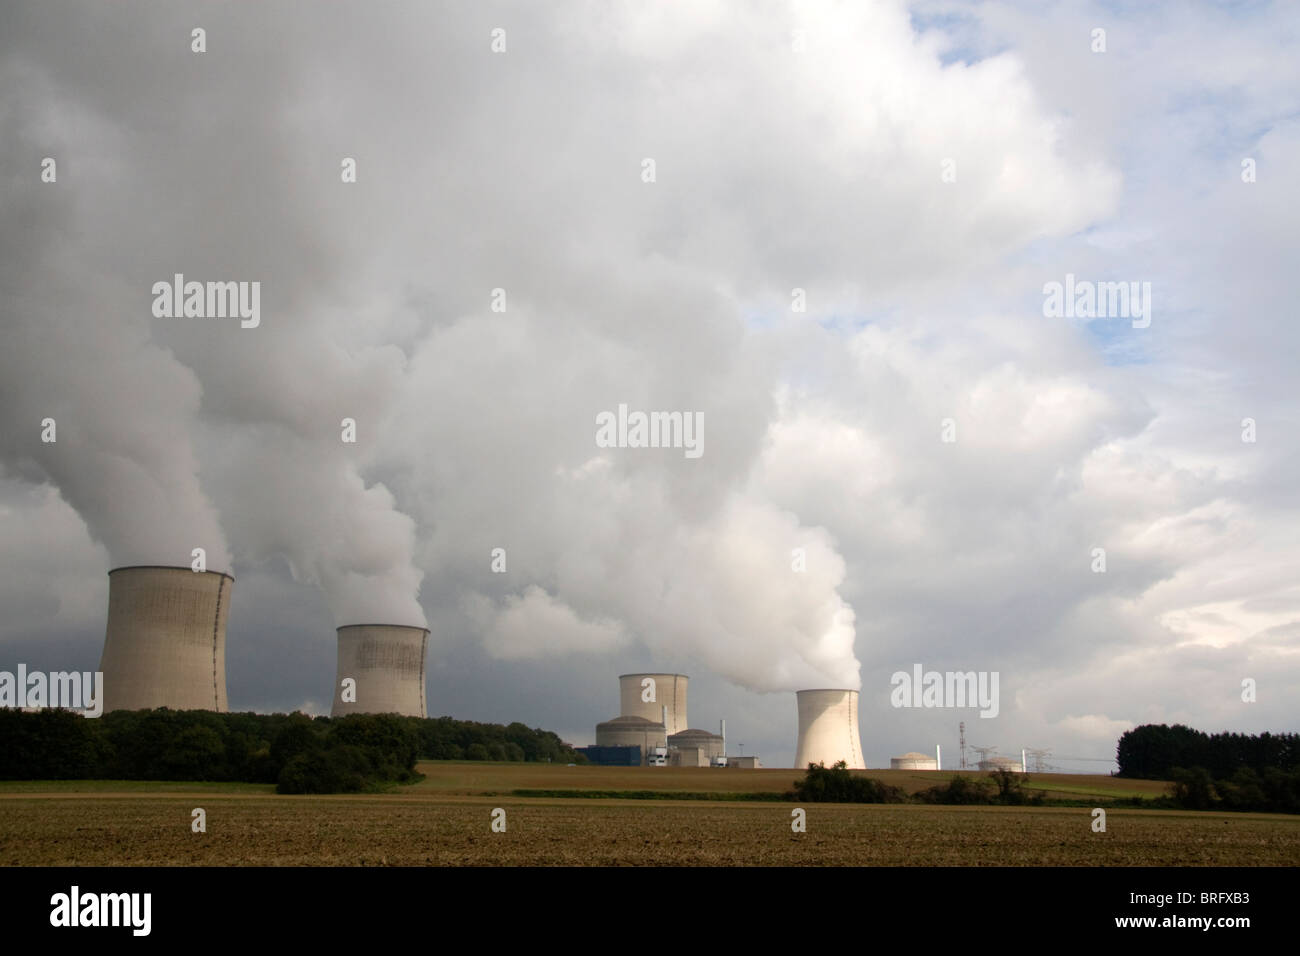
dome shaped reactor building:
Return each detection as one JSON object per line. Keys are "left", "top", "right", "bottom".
{"left": 98, "top": 566, "right": 232, "bottom": 713}
{"left": 890, "top": 751, "right": 939, "bottom": 770}
{"left": 979, "top": 755, "right": 1024, "bottom": 773}
{"left": 595, "top": 715, "right": 668, "bottom": 756}
{"left": 794, "top": 688, "right": 865, "bottom": 770}
{"left": 668, "top": 727, "right": 725, "bottom": 767}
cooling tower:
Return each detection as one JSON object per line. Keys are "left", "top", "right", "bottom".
{"left": 794, "top": 689, "right": 864, "bottom": 769}
{"left": 98, "top": 566, "right": 232, "bottom": 713}
{"left": 618, "top": 672, "right": 688, "bottom": 735}
{"left": 331, "top": 624, "right": 429, "bottom": 717}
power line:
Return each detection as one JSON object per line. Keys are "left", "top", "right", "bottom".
{"left": 1050, "top": 756, "right": 1116, "bottom": 763}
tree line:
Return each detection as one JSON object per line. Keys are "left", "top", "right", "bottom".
{"left": 1116, "top": 723, "right": 1300, "bottom": 813}
{"left": 0, "top": 708, "right": 584, "bottom": 794}
{"left": 792, "top": 758, "right": 1299, "bottom": 814}
{"left": 1116, "top": 723, "right": 1299, "bottom": 779}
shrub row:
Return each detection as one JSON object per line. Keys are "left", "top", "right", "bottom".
{"left": 791, "top": 763, "right": 1043, "bottom": 806}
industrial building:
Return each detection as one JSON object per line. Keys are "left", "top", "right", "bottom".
{"left": 586, "top": 673, "right": 686, "bottom": 765}
{"left": 98, "top": 565, "right": 232, "bottom": 713}
{"left": 667, "top": 727, "right": 725, "bottom": 767}
{"left": 618, "top": 673, "right": 688, "bottom": 735}
{"left": 579, "top": 745, "right": 642, "bottom": 766}
{"left": 794, "top": 688, "right": 864, "bottom": 769}
{"left": 583, "top": 673, "right": 744, "bottom": 766}
{"left": 979, "top": 755, "right": 1025, "bottom": 773}
{"left": 331, "top": 624, "right": 429, "bottom": 718}
{"left": 595, "top": 715, "right": 667, "bottom": 762}
{"left": 890, "top": 751, "right": 939, "bottom": 770}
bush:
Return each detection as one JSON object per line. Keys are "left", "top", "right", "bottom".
{"left": 792, "top": 762, "right": 907, "bottom": 803}
{"left": 277, "top": 745, "right": 373, "bottom": 795}
{"left": 326, "top": 714, "right": 420, "bottom": 781}
{"left": 991, "top": 768, "right": 1043, "bottom": 805}
{"left": 1169, "top": 766, "right": 1216, "bottom": 811}
{"left": 269, "top": 714, "right": 322, "bottom": 778}
{"left": 1216, "top": 767, "right": 1267, "bottom": 812}
{"left": 916, "top": 774, "right": 996, "bottom": 805}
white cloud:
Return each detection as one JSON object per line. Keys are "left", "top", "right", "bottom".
{"left": 1, "top": 0, "right": 1296, "bottom": 764}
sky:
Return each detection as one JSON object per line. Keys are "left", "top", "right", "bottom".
{"left": 1, "top": 0, "right": 1296, "bottom": 770}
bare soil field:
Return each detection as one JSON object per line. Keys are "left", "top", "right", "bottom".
{"left": 0, "top": 763, "right": 1295, "bottom": 866}
{"left": 403, "top": 761, "right": 1174, "bottom": 799}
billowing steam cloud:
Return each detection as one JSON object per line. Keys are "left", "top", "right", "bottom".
{"left": 0, "top": 0, "right": 1118, "bottom": 691}
{"left": 0, "top": 10, "right": 426, "bottom": 625}
{"left": 0, "top": 137, "right": 231, "bottom": 571}
{"left": 207, "top": 431, "right": 426, "bottom": 628}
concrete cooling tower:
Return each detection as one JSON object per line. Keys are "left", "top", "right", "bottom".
{"left": 331, "top": 624, "right": 429, "bottom": 718}
{"left": 618, "top": 673, "right": 688, "bottom": 735}
{"left": 794, "top": 688, "right": 864, "bottom": 770}
{"left": 98, "top": 565, "right": 232, "bottom": 713}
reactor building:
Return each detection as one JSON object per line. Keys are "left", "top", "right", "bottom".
{"left": 97, "top": 565, "right": 233, "bottom": 713}
{"left": 794, "top": 688, "right": 864, "bottom": 770}
{"left": 331, "top": 624, "right": 429, "bottom": 718}
{"left": 584, "top": 673, "right": 735, "bottom": 766}
{"left": 667, "top": 726, "right": 726, "bottom": 767}
{"left": 979, "top": 755, "right": 1024, "bottom": 773}
{"left": 890, "top": 751, "right": 939, "bottom": 770}
{"left": 594, "top": 715, "right": 667, "bottom": 761}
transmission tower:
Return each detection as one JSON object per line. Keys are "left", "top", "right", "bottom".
{"left": 959, "top": 721, "right": 967, "bottom": 770}
{"left": 1025, "top": 748, "right": 1051, "bottom": 773}
{"left": 971, "top": 746, "right": 998, "bottom": 769}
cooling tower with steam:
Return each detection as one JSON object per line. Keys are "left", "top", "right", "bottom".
{"left": 98, "top": 565, "right": 232, "bottom": 713}
{"left": 618, "top": 673, "right": 688, "bottom": 735}
{"left": 331, "top": 624, "right": 429, "bottom": 717}
{"left": 794, "top": 688, "right": 864, "bottom": 769}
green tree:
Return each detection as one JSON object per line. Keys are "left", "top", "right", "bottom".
{"left": 1169, "top": 766, "right": 1216, "bottom": 810}
{"left": 916, "top": 774, "right": 996, "bottom": 805}
{"left": 269, "top": 713, "right": 323, "bottom": 777}
{"left": 792, "top": 762, "right": 906, "bottom": 803}
{"left": 159, "top": 725, "right": 226, "bottom": 780}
